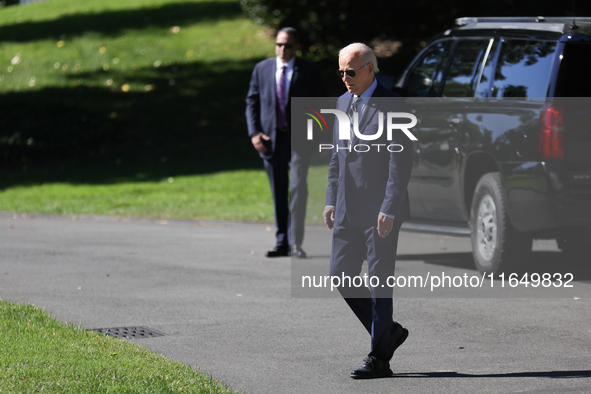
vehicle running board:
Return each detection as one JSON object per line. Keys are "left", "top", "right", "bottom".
{"left": 401, "top": 222, "right": 471, "bottom": 237}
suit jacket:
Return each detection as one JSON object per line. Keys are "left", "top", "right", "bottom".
{"left": 245, "top": 57, "right": 324, "bottom": 159}
{"left": 325, "top": 82, "right": 413, "bottom": 228}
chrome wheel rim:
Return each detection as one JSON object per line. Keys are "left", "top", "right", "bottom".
{"left": 476, "top": 195, "right": 497, "bottom": 261}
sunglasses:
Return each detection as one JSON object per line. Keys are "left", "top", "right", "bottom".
{"left": 276, "top": 43, "right": 294, "bottom": 49}
{"left": 337, "top": 62, "right": 370, "bottom": 78}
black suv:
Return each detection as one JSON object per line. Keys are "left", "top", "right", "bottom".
{"left": 394, "top": 17, "right": 591, "bottom": 274}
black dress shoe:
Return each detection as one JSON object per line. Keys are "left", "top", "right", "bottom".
{"left": 350, "top": 356, "right": 393, "bottom": 379}
{"left": 387, "top": 322, "right": 409, "bottom": 361}
{"left": 291, "top": 245, "right": 307, "bottom": 258}
{"left": 265, "top": 245, "right": 290, "bottom": 258}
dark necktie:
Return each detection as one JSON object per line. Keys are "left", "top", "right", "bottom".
{"left": 347, "top": 97, "right": 362, "bottom": 145}
{"left": 277, "top": 65, "right": 287, "bottom": 129}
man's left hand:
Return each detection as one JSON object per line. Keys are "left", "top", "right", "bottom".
{"left": 377, "top": 213, "right": 394, "bottom": 238}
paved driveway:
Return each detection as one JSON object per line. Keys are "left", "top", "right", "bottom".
{"left": 2, "top": 213, "right": 591, "bottom": 393}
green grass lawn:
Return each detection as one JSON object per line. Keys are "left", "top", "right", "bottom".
{"left": 0, "top": 0, "right": 271, "bottom": 169}
{"left": 0, "top": 0, "right": 265, "bottom": 92}
{"left": 0, "top": 0, "right": 333, "bottom": 224}
{"left": 0, "top": 299, "right": 240, "bottom": 393}
{"left": 0, "top": 164, "right": 330, "bottom": 224}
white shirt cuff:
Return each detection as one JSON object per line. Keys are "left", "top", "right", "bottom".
{"left": 380, "top": 212, "right": 395, "bottom": 219}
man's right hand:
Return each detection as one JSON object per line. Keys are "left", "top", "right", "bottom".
{"left": 251, "top": 132, "right": 270, "bottom": 154}
{"left": 323, "top": 206, "right": 335, "bottom": 230}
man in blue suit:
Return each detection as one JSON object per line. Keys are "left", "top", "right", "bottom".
{"left": 323, "top": 43, "right": 413, "bottom": 379}
{"left": 246, "top": 27, "right": 324, "bottom": 258}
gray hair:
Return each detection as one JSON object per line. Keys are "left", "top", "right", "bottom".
{"left": 339, "top": 43, "right": 379, "bottom": 73}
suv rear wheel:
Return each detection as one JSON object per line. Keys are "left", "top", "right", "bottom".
{"left": 470, "top": 173, "right": 532, "bottom": 275}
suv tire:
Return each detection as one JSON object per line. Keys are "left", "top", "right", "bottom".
{"left": 470, "top": 172, "right": 532, "bottom": 275}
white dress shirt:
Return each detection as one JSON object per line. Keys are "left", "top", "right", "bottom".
{"left": 276, "top": 56, "right": 296, "bottom": 99}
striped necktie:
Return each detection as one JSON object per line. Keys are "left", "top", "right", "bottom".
{"left": 277, "top": 65, "right": 287, "bottom": 129}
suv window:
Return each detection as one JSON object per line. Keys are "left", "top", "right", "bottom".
{"left": 405, "top": 40, "right": 450, "bottom": 97}
{"left": 442, "top": 39, "right": 492, "bottom": 97}
{"left": 556, "top": 42, "right": 591, "bottom": 97}
{"left": 492, "top": 40, "right": 557, "bottom": 97}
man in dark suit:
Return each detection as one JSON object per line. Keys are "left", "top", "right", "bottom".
{"left": 323, "top": 43, "right": 413, "bottom": 379}
{"left": 246, "top": 27, "right": 324, "bottom": 258}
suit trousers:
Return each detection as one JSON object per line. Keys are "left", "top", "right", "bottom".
{"left": 329, "top": 215, "right": 402, "bottom": 361}
{"left": 289, "top": 151, "right": 309, "bottom": 247}
{"left": 263, "top": 132, "right": 291, "bottom": 247}
{"left": 263, "top": 132, "right": 310, "bottom": 247}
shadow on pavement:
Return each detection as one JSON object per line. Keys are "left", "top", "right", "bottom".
{"left": 397, "top": 252, "right": 475, "bottom": 270}
{"left": 397, "top": 251, "right": 591, "bottom": 281}
{"left": 393, "top": 369, "right": 591, "bottom": 378}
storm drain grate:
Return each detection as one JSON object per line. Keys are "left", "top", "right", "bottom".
{"left": 91, "top": 326, "right": 166, "bottom": 339}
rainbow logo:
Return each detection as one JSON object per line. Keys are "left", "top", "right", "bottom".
{"left": 302, "top": 107, "right": 329, "bottom": 132}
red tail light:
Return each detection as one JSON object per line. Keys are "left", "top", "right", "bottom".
{"left": 539, "top": 105, "right": 565, "bottom": 160}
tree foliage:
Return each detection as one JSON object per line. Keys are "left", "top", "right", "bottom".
{"left": 2, "top": 0, "right": 21, "bottom": 6}
{"left": 241, "top": 0, "right": 591, "bottom": 75}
